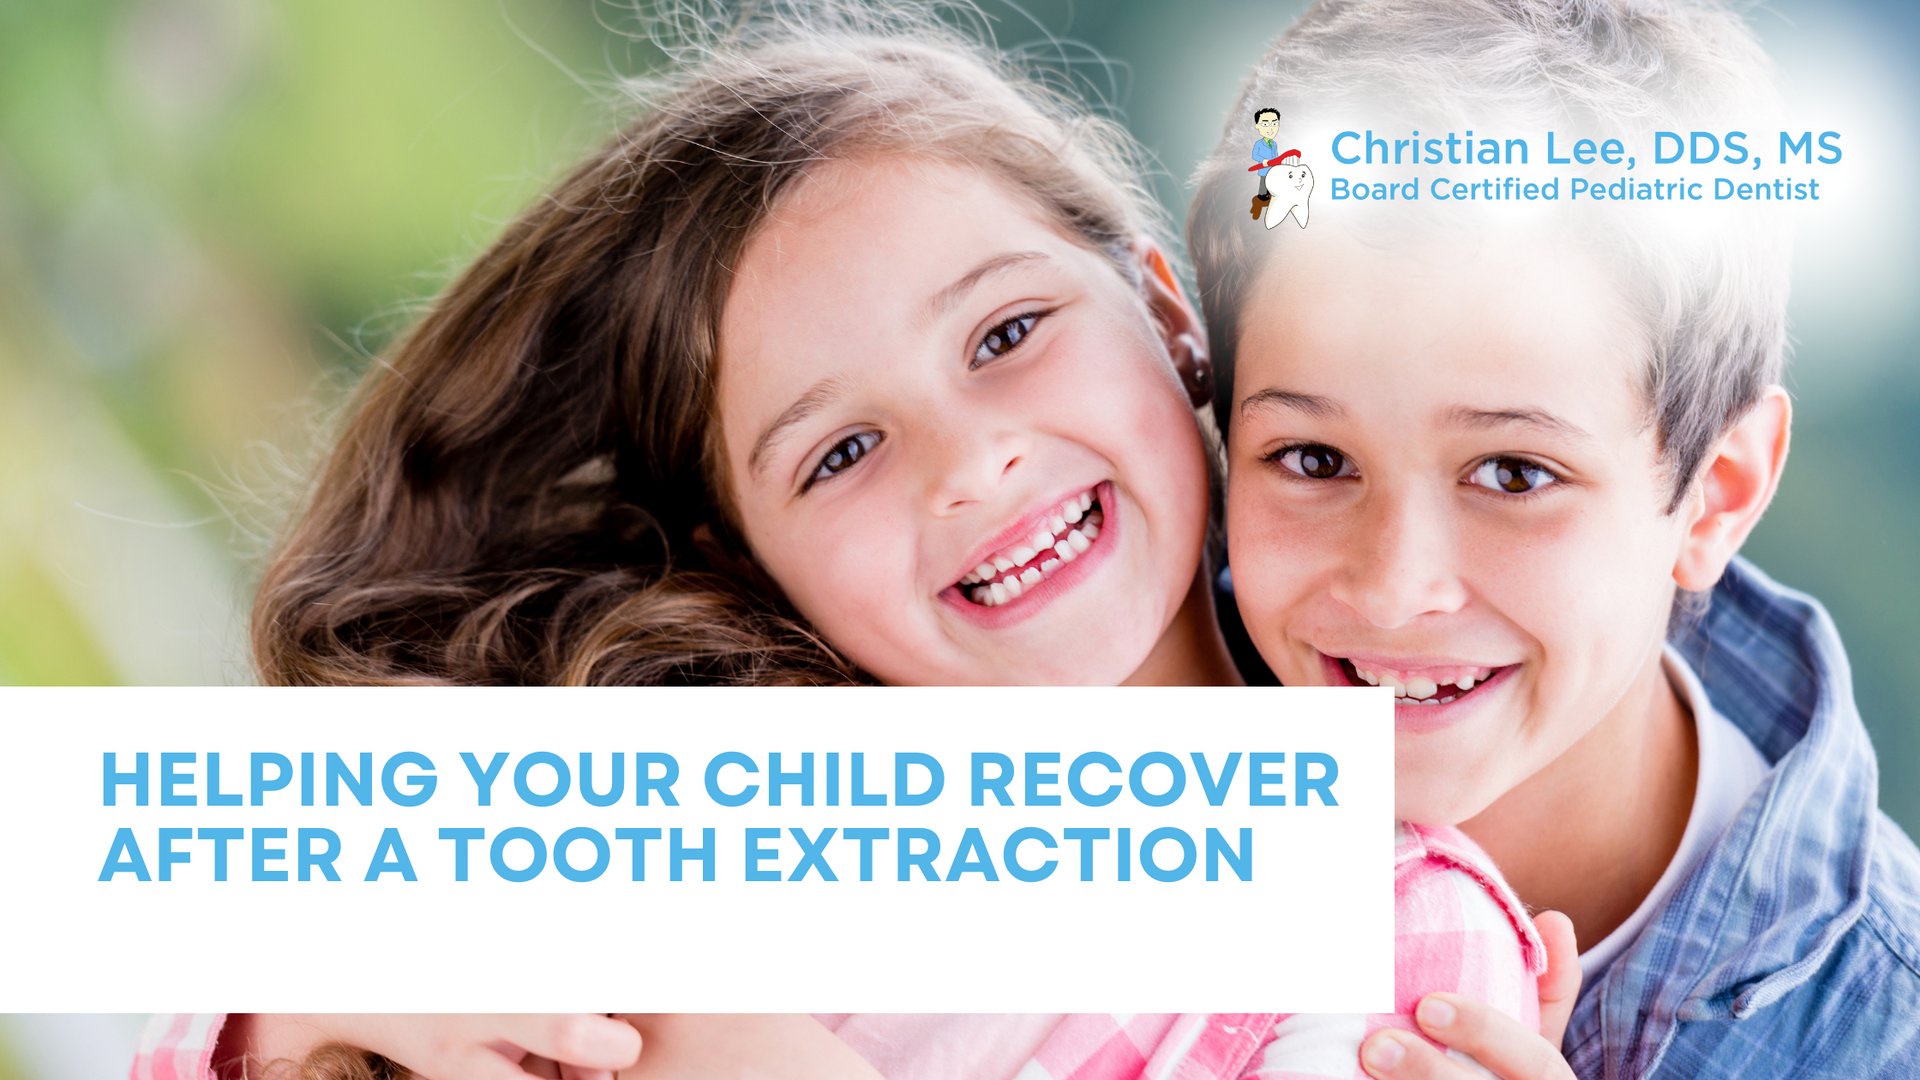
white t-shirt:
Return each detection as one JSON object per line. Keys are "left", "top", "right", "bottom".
{"left": 1577, "top": 646, "right": 1772, "bottom": 981}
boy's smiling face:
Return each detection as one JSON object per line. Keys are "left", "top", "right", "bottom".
{"left": 1226, "top": 225, "right": 1696, "bottom": 824}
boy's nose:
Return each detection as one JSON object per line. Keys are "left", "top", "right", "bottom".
{"left": 1327, "top": 492, "right": 1469, "bottom": 629}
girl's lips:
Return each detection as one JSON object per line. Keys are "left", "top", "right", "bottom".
{"left": 1320, "top": 652, "right": 1518, "bottom": 734}
{"left": 939, "top": 480, "right": 1120, "bottom": 628}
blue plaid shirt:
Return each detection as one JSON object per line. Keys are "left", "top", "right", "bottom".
{"left": 1566, "top": 557, "right": 1920, "bottom": 1077}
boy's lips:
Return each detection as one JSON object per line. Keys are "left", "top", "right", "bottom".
{"left": 1321, "top": 652, "right": 1518, "bottom": 732}
{"left": 939, "top": 481, "right": 1117, "bottom": 627}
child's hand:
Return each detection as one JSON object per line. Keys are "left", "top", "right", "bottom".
{"left": 222, "top": 1013, "right": 643, "bottom": 1080}
{"left": 616, "top": 1014, "right": 885, "bottom": 1080}
{"left": 1531, "top": 910, "right": 1582, "bottom": 1048}
{"left": 1358, "top": 994, "right": 1576, "bottom": 1080}
{"left": 1357, "top": 910, "right": 1582, "bottom": 1080}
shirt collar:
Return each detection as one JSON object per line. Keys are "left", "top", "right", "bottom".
{"left": 1565, "top": 555, "right": 1879, "bottom": 1075}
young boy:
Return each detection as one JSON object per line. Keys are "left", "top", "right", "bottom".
{"left": 1191, "top": 2, "right": 1920, "bottom": 1078}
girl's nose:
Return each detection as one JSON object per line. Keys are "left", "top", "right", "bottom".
{"left": 924, "top": 412, "right": 1029, "bottom": 515}
{"left": 1327, "top": 489, "right": 1469, "bottom": 629}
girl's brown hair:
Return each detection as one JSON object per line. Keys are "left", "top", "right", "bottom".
{"left": 252, "top": 3, "right": 1170, "bottom": 686}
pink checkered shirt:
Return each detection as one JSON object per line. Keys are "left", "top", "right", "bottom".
{"left": 130, "top": 823, "right": 1542, "bottom": 1080}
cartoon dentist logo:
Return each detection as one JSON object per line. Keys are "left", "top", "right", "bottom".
{"left": 1247, "top": 107, "right": 1312, "bottom": 230}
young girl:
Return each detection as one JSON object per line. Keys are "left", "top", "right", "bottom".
{"left": 141, "top": 4, "right": 1568, "bottom": 1079}
{"left": 247, "top": 4, "right": 1237, "bottom": 690}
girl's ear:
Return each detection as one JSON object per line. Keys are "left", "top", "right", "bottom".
{"left": 1136, "top": 242, "right": 1212, "bottom": 408}
{"left": 1672, "top": 385, "right": 1792, "bottom": 592}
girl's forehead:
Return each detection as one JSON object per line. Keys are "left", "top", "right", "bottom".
{"left": 723, "top": 155, "right": 1098, "bottom": 340}
{"left": 761, "top": 155, "right": 1039, "bottom": 239}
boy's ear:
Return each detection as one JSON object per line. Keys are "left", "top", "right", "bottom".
{"left": 1135, "top": 241, "right": 1212, "bottom": 408}
{"left": 1672, "top": 385, "right": 1792, "bottom": 592}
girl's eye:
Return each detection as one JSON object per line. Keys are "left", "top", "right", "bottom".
{"left": 1272, "top": 444, "right": 1356, "bottom": 480}
{"left": 809, "top": 431, "right": 882, "bottom": 487}
{"left": 972, "top": 313, "right": 1041, "bottom": 368}
{"left": 1466, "top": 456, "right": 1560, "bottom": 494}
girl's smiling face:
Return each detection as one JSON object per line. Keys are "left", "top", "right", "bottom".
{"left": 715, "top": 156, "right": 1214, "bottom": 685}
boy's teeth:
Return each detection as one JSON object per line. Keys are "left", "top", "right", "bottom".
{"left": 1350, "top": 662, "right": 1497, "bottom": 700}
{"left": 1053, "top": 539, "right": 1077, "bottom": 563}
{"left": 1003, "top": 575, "right": 1024, "bottom": 599}
{"left": 1040, "top": 558, "right": 1060, "bottom": 573}
{"left": 1019, "top": 567, "right": 1042, "bottom": 586}
{"left": 993, "top": 556, "right": 1015, "bottom": 573}
{"left": 973, "top": 562, "right": 996, "bottom": 582}
{"left": 1079, "top": 491, "right": 1093, "bottom": 511}
{"left": 1047, "top": 513, "right": 1068, "bottom": 534}
{"left": 1028, "top": 527, "right": 1054, "bottom": 552}
{"left": 1063, "top": 502, "right": 1083, "bottom": 524}
{"left": 1067, "top": 530, "right": 1092, "bottom": 554}
{"left": 989, "top": 582, "right": 1009, "bottom": 605}
{"left": 1009, "top": 545, "right": 1038, "bottom": 566}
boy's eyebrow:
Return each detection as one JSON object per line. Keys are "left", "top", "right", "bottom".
{"left": 924, "top": 251, "right": 1051, "bottom": 320}
{"left": 750, "top": 376, "right": 850, "bottom": 477}
{"left": 1446, "top": 405, "right": 1595, "bottom": 442}
{"left": 1239, "top": 388, "right": 1345, "bottom": 420}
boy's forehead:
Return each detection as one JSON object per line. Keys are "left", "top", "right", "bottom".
{"left": 1233, "top": 225, "right": 1647, "bottom": 431}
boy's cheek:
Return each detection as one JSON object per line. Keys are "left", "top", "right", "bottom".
{"left": 1224, "top": 526, "right": 1322, "bottom": 683}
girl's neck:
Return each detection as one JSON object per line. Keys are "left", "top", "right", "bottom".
{"left": 1123, "top": 564, "right": 1245, "bottom": 686}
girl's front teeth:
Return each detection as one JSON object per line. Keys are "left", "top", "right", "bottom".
{"left": 960, "top": 490, "right": 1102, "bottom": 607}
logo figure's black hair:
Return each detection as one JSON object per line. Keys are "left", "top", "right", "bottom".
{"left": 1254, "top": 107, "right": 1281, "bottom": 123}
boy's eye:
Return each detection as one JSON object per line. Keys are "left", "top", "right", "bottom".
{"left": 1466, "top": 456, "right": 1560, "bottom": 494}
{"left": 1273, "top": 444, "right": 1356, "bottom": 479}
{"left": 972, "top": 313, "right": 1041, "bottom": 368}
{"left": 809, "top": 431, "right": 882, "bottom": 487}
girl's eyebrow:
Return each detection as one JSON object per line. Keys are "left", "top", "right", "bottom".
{"left": 750, "top": 375, "right": 850, "bottom": 477}
{"left": 750, "top": 253, "right": 1056, "bottom": 479}
{"left": 923, "top": 251, "right": 1051, "bottom": 321}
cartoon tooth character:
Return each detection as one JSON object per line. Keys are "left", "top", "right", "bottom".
{"left": 1261, "top": 150, "right": 1313, "bottom": 230}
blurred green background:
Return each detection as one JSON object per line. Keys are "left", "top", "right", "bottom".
{"left": 0, "top": 0, "right": 1912, "bottom": 890}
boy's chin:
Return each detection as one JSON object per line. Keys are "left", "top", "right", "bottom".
{"left": 1394, "top": 776, "right": 1503, "bottom": 828}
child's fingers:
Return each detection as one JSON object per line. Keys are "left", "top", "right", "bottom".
{"left": 512, "top": 1052, "right": 565, "bottom": 1079}
{"left": 459, "top": 1046, "right": 564, "bottom": 1080}
{"left": 1359, "top": 1029, "right": 1458, "bottom": 1080}
{"left": 1532, "top": 910, "right": 1582, "bottom": 1048}
{"left": 1396, "top": 993, "right": 1576, "bottom": 1080}
{"left": 491, "top": 1015, "right": 644, "bottom": 1071}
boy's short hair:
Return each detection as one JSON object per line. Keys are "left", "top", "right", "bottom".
{"left": 1189, "top": 0, "right": 1790, "bottom": 510}
{"left": 1255, "top": 107, "right": 1282, "bottom": 123}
